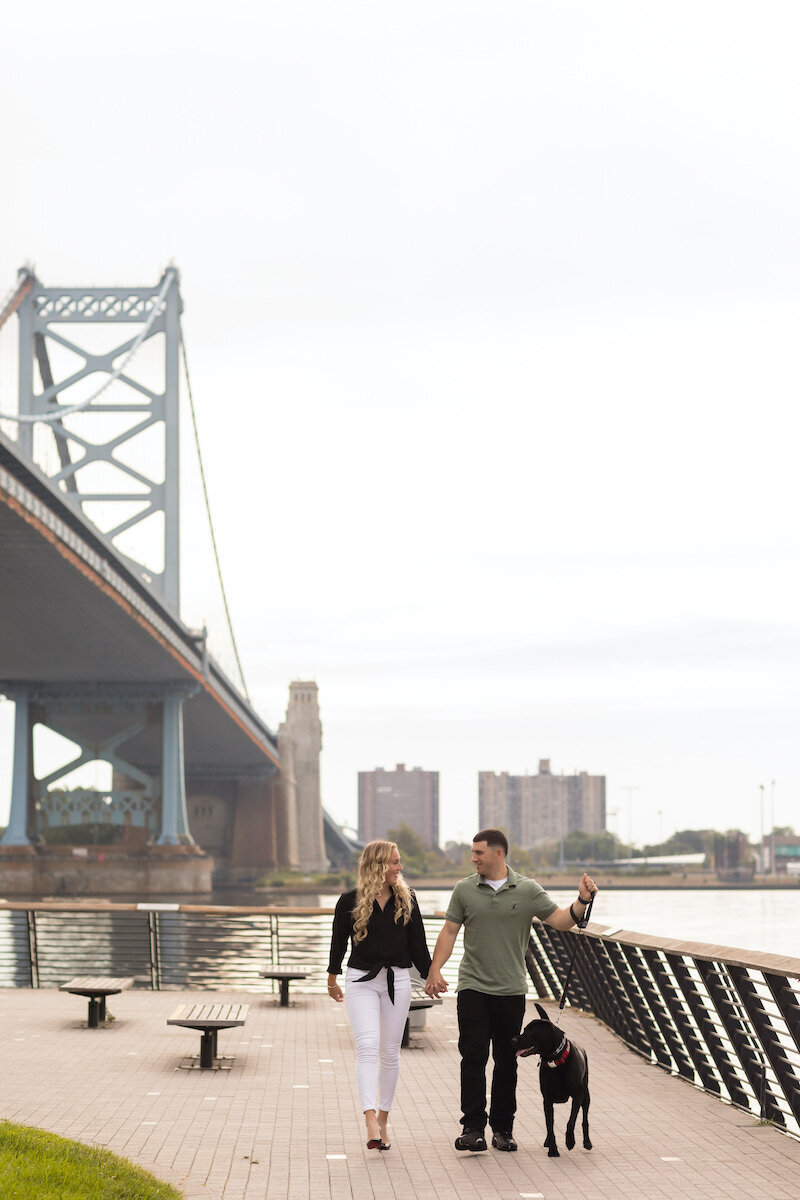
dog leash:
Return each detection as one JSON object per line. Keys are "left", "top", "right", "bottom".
{"left": 556, "top": 894, "right": 595, "bottom": 1019}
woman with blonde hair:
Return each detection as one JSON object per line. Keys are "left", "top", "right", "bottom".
{"left": 327, "top": 840, "right": 432, "bottom": 1150}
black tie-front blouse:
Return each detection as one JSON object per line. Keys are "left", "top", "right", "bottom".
{"left": 327, "top": 887, "right": 433, "bottom": 980}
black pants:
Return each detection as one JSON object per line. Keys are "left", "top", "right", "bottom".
{"left": 457, "top": 989, "right": 526, "bottom": 1133}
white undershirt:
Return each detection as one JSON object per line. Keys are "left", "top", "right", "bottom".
{"left": 483, "top": 875, "right": 508, "bottom": 890}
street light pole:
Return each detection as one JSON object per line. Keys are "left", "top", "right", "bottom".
{"left": 770, "top": 780, "right": 776, "bottom": 878}
{"left": 607, "top": 807, "right": 620, "bottom": 858}
{"left": 759, "top": 783, "right": 765, "bottom": 877}
{"left": 621, "top": 786, "right": 639, "bottom": 854}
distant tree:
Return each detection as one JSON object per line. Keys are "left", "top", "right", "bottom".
{"left": 530, "top": 841, "right": 560, "bottom": 870}
{"left": 42, "top": 823, "right": 121, "bottom": 846}
{"left": 562, "top": 830, "right": 618, "bottom": 862}
{"left": 386, "top": 824, "right": 430, "bottom": 876}
{"left": 508, "top": 843, "right": 537, "bottom": 873}
{"left": 444, "top": 840, "right": 472, "bottom": 866}
{"left": 666, "top": 829, "right": 715, "bottom": 854}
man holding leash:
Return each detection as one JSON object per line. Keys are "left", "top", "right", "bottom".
{"left": 424, "top": 828, "right": 598, "bottom": 1152}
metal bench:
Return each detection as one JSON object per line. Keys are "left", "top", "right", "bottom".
{"left": 402, "top": 983, "right": 442, "bottom": 1047}
{"left": 59, "top": 976, "right": 134, "bottom": 1028}
{"left": 258, "top": 964, "right": 312, "bottom": 1007}
{"left": 167, "top": 1002, "right": 249, "bottom": 1069}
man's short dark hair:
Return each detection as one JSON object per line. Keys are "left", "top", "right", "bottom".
{"left": 473, "top": 828, "right": 508, "bottom": 856}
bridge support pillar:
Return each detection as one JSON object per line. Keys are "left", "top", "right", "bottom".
{"left": 157, "top": 688, "right": 195, "bottom": 846}
{"left": 1, "top": 689, "right": 34, "bottom": 848}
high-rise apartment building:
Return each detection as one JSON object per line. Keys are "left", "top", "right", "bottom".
{"left": 478, "top": 759, "right": 605, "bottom": 849}
{"left": 358, "top": 764, "right": 440, "bottom": 850}
{"left": 567, "top": 770, "right": 605, "bottom": 837}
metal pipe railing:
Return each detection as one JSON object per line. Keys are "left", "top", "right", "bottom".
{"left": 527, "top": 920, "right": 800, "bottom": 1138}
{"left": 1, "top": 900, "right": 797, "bottom": 1137}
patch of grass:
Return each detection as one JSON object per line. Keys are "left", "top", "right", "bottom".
{"left": 257, "top": 869, "right": 356, "bottom": 889}
{"left": 0, "top": 1122, "right": 183, "bottom": 1200}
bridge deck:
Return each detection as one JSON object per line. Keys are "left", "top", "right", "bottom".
{"left": 1, "top": 988, "right": 797, "bottom": 1200}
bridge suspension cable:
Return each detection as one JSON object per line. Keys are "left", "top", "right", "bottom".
{"left": 0, "top": 267, "right": 177, "bottom": 424}
{"left": 179, "top": 327, "right": 251, "bottom": 703}
{"left": 0, "top": 268, "right": 35, "bottom": 333}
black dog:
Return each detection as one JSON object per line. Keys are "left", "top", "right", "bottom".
{"left": 512, "top": 1002, "right": 592, "bottom": 1158}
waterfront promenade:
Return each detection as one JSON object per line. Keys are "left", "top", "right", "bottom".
{"left": 1, "top": 986, "right": 798, "bottom": 1200}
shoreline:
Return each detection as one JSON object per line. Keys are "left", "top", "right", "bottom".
{"left": 251, "top": 872, "right": 800, "bottom": 895}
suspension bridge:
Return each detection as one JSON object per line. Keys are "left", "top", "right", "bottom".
{"left": 0, "top": 266, "right": 339, "bottom": 893}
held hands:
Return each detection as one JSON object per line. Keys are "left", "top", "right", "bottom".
{"left": 423, "top": 970, "right": 448, "bottom": 998}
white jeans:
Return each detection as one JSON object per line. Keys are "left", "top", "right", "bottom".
{"left": 345, "top": 965, "right": 412, "bottom": 1113}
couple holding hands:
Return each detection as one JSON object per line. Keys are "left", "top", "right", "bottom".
{"left": 327, "top": 830, "right": 597, "bottom": 1152}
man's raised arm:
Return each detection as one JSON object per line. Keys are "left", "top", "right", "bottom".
{"left": 542, "top": 872, "right": 598, "bottom": 931}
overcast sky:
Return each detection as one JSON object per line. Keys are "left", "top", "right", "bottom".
{"left": 1, "top": 2, "right": 798, "bottom": 849}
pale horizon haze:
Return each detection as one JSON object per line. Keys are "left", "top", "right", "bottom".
{"left": 0, "top": 3, "right": 797, "bottom": 852}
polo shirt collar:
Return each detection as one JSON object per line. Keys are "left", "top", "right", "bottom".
{"left": 476, "top": 866, "right": 520, "bottom": 890}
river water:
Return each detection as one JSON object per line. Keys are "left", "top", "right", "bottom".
{"left": 225, "top": 885, "right": 800, "bottom": 959}
{"left": 430, "top": 887, "right": 800, "bottom": 958}
{"left": 2, "top": 887, "right": 797, "bottom": 991}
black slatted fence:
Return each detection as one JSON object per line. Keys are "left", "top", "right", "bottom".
{"left": 527, "top": 920, "right": 800, "bottom": 1138}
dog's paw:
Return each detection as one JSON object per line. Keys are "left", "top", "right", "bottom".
{"left": 584, "top": 1137, "right": 593, "bottom": 1150}
{"left": 566, "top": 1132, "right": 575, "bottom": 1150}
{"left": 547, "top": 1147, "right": 560, "bottom": 1157}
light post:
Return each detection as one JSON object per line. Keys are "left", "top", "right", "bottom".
{"left": 621, "top": 786, "right": 639, "bottom": 855}
{"left": 759, "top": 783, "right": 765, "bottom": 877}
{"left": 607, "top": 808, "right": 620, "bottom": 860}
{"left": 770, "top": 780, "right": 776, "bottom": 878}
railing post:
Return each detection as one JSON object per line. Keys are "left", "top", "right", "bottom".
{"left": 148, "top": 911, "right": 161, "bottom": 990}
{"left": 26, "top": 909, "right": 39, "bottom": 988}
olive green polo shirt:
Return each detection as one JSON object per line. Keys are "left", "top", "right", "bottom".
{"left": 445, "top": 866, "right": 558, "bottom": 995}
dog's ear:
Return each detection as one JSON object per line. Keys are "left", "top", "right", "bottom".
{"left": 535, "top": 1003, "right": 550, "bottom": 1022}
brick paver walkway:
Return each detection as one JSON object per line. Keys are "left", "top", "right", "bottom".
{"left": 1, "top": 987, "right": 798, "bottom": 1199}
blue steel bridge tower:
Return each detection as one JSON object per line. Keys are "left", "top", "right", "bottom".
{"left": 0, "top": 267, "right": 279, "bottom": 872}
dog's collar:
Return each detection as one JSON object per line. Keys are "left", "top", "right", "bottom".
{"left": 545, "top": 1036, "right": 571, "bottom": 1067}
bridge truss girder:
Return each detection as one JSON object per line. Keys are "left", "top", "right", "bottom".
{"left": 1, "top": 682, "right": 196, "bottom": 848}
{"left": 15, "top": 268, "right": 182, "bottom": 612}
{"left": 1, "top": 269, "right": 281, "bottom": 872}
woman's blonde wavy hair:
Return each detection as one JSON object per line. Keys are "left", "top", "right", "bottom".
{"left": 352, "top": 840, "right": 412, "bottom": 944}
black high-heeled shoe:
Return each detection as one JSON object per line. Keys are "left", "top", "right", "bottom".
{"left": 366, "top": 1139, "right": 390, "bottom": 1150}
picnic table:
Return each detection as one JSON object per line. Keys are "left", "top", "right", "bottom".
{"left": 167, "top": 1002, "right": 249, "bottom": 1068}
{"left": 59, "top": 976, "right": 134, "bottom": 1028}
{"left": 258, "top": 964, "right": 311, "bottom": 1006}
